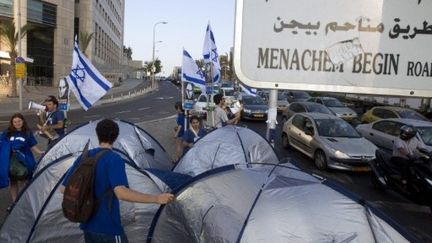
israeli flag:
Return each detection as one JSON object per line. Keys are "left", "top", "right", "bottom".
{"left": 202, "top": 22, "right": 221, "bottom": 83}
{"left": 182, "top": 49, "right": 206, "bottom": 93}
{"left": 239, "top": 83, "right": 257, "bottom": 97}
{"left": 66, "top": 41, "right": 112, "bottom": 110}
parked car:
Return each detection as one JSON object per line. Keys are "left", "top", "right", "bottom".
{"left": 281, "top": 102, "right": 333, "bottom": 123}
{"left": 257, "top": 89, "right": 269, "bottom": 101}
{"left": 239, "top": 95, "right": 268, "bottom": 120}
{"left": 356, "top": 118, "right": 432, "bottom": 152}
{"left": 194, "top": 93, "right": 216, "bottom": 117}
{"left": 220, "top": 88, "right": 237, "bottom": 106}
{"left": 286, "top": 90, "right": 311, "bottom": 103}
{"left": 277, "top": 91, "right": 289, "bottom": 112}
{"left": 361, "top": 106, "right": 428, "bottom": 124}
{"left": 282, "top": 113, "right": 377, "bottom": 171}
{"left": 308, "top": 97, "right": 358, "bottom": 122}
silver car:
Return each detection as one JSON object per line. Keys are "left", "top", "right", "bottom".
{"left": 282, "top": 113, "right": 377, "bottom": 171}
{"left": 356, "top": 118, "right": 432, "bottom": 152}
{"left": 308, "top": 97, "right": 358, "bottom": 122}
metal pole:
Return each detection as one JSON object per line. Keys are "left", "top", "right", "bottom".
{"left": 266, "top": 89, "right": 278, "bottom": 147}
{"left": 18, "top": 0, "right": 22, "bottom": 110}
{"left": 152, "top": 21, "right": 167, "bottom": 89}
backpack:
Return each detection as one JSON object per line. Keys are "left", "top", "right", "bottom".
{"left": 62, "top": 142, "right": 109, "bottom": 223}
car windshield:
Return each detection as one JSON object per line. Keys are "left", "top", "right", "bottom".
{"left": 224, "top": 90, "right": 235, "bottom": 96}
{"left": 278, "top": 92, "right": 288, "bottom": 100}
{"left": 398, "top": 110, "right": 428, "bottom": 121}
{"left": 243, "top": 96, "right": 266, "bottom": 105}
{"left": 307, "top": 104, "right": 333, "bottom": 115}
{"left": 417, "top": 126, "right": 432, "bottom": 146}
{"left": 293, "top": 91, "right": 310, "bottom": 99}
{"left": 323, "top": 99, "right": 344, "bottom": 107}
{"left": 315, "top": 119, "right": 360, "bottom": 138}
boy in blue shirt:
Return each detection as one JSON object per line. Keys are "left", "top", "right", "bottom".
{"left": 61, "top": 119, "right": 174, "bottom": 242}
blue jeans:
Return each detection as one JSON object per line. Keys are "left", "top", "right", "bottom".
{"left": 84, "top": 231, "right": 128, "bottom": 243}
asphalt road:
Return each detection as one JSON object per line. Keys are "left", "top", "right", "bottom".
{"left": 0, "top": 80, "right": 431, "bottom": 241}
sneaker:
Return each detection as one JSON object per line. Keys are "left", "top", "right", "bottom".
{"left": 6, "top": 206, "right": 12, "bottom": 213}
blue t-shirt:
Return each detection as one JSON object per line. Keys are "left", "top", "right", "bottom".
{"left": 176, "top": 113, "right": 185, "bottom": 138}
{"left": 62, "top": 148, "right": 129, "bottom": 235}
{"left": 0, "top": 130, "right": 38, "bottom": 172}
{"left": 182, "top": 128, "right": 206, "bottom": 154}
{"left": 46, "top": 110, "right": 65, "bottom": 136}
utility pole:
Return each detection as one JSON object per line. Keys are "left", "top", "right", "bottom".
{"left": 18, "top": 0, "right": 22, "bottom": 111}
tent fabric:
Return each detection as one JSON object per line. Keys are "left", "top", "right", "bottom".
{"left": 35, "top": 119, "right": 173, "bottom": 173}
{"left": 148, "top": 164, "right": 415, "bottom": 243}
{"left": 173, "top": 125, "right": 279, "bottom": 176}
{"left": 0, "top": 150, "right": 189, "bottom": 243}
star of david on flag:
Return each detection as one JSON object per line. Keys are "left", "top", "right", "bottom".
{"left": 182, "top": 49, "right": 206, "bottom": 93}
{"left": 239, "top": 83, "right": 257, "bottom": 97}
{"left": 202, "top": 22, "right": 221, "bottom": 83}
{"left": 66, "top": 40, "right": 112, "bottom": 110}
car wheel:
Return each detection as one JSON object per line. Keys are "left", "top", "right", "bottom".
{"left": 314, "top": 150, "right": 327, "bottom": 170}
{"left": 282, "top": 133, "right": 290, "bottom": 149}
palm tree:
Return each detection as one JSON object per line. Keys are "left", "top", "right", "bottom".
{"left": 0, "top": 20, "right": 31, "bottom": 97}
{"left": 78, "top": 31, "right": 94, "bottom": 56}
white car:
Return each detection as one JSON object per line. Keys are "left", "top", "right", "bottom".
{"left": 193, "top": 93, "right": 215, "bottom": 117}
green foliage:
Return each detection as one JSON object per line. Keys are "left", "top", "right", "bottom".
{"left": 78, "top": 31, "right": 94, "bottom": 56}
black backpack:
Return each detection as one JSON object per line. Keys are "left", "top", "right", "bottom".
{"left": 62, "top": 142, "right": 109, "bottom": 223}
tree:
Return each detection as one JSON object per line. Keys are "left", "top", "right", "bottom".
{"left": 144, "top": 59, "right": 163, "bottom": 74}
{"left": 123, "top": 46, "right": 132, "bottom": 60}
{"left": 0, "top": 21, "right": 31, "bottom": 97}
{"left": 78, "top": 31, "right": 94, "bottom": 56}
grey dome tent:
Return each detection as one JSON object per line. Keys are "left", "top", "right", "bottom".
{"left": 0, "top": 150, "right": 190, "bottom": 243}
{"left": 174, "top": 125, "right": 279, "bottom": 176}
{"left": 148, "top": 163, "right": 417, "bottom": 243}
{"left": 36, "top": 119, "right": 173, "bottom": 173}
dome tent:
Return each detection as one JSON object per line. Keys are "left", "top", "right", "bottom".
{"left": 148, "top": 164, "right": 417, "bottom": 243}
{"left": 36, "top": 119, "right": 173, "bottom": 174}
{"left": 0, "top": 150, "right": 190, "bottom": 243}
{"left": 173, "top": 125, "right": 279, "bottom": 176}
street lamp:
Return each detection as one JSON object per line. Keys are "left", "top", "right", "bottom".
{"left": 152, "top": 21, "right": 167, "bottom": 88}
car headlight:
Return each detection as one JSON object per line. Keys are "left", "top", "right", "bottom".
{"left": 243, "top": 109, "right": 252, "bottom": 113}
{"left": 335, "top": 113, "right": 343, "bottom": 117}
{"left": 334, "top": 150, "right": 350, "bottom": 159}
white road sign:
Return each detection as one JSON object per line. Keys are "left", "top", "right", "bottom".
{"left": 234, "top": 0, "right": 432, "bottom": 97}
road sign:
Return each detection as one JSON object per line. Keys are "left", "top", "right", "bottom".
{"left": 15, "top": 63, "right": 26, "bottom": 79}
{"left": 234, "top": 0, "right": 432, "bottom": 97}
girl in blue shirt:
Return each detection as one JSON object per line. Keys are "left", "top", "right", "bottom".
{"left": 182, "top": 115, "right": 206, "bottom": 155}
{"left": 0, "top": 113, "right": 44, "bottom": 202}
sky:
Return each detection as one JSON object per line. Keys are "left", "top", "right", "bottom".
{"left": 124, "top": 1, "right": 235, "bottom": 76}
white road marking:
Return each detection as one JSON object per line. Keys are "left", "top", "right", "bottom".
{"left": 83, "top": 115, "right": 100, "bottom": 119}
{"left": 115, "top": 110, "right": 131, "bottom": 114}
{"left": 155, "top": 96, "right": 174, "bottom": 100}
{"left": 137, "top": 107, "right": 151, "bottom": 111}
{"left": 138, "top": 115, "right": 177, "bottom": 124}
{"left": 0, "top": 120, "right": 8, "bottom": 124}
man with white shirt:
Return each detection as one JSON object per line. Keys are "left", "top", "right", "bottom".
{"left": 213, "top": 94, "right": 240, "bottom": 128}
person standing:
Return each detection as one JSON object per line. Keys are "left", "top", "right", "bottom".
{"left": 174, "top": 101, "right": 185, "bottom": 160}
{"left": 61, "top": 119, "right": 174, "bottom": 242}
{"left": 41, "top": 96, "right": 65, "bottom": 145}
{"left": 213, "top": 94, "right": 240, "bottom": 128}
{"left": 182, "top": 115, "right": 206, "bottom": 154}
{"left": 0, "top": 113, "right": 44, "bottom": 202}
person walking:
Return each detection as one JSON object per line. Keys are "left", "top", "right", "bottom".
{"left": 61, "top": 119, "right": 174, "bottom": 243}
{"left": 0, "top": 113, "right": 44, "bottom": 203}
{"left": 182, "top": 115, "right": 206, "bottom": 154}
{"left": 174, "top": 101, "right": 185, "bottom": 160}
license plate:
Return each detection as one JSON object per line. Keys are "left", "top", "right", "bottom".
{"left": 254, "top": 114, "right": 264, "bottom": 118}
{"left": 353, "top": 167, "right": 371, "bottom": 172}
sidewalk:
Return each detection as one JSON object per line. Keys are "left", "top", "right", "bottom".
{"left": 0, "top": 78, "right": 153, "bottom": 116}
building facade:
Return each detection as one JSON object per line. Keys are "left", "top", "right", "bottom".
{"left": 0, "top": 0, "right": 125, "bottom": 94}
{"left": 75, "top": 0, "right": 125, "bottom": 85}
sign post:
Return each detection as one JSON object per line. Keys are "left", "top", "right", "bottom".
{"left": 234, "top": 0, "right": 432, "bottom": 97}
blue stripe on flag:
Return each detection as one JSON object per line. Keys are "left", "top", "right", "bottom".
{"left": 74, "top": 46, "right": 111, "bottom": 91}
{"left": 183, "top": 50, "right": 192, "bottom": 58}
{"left": 183, "top": 73, "right": 206, "bottom": 86}
{"left": 68, "top": 74, "right": 92, "bottom": 109}
{"left": 203, "top": 54, "right": 210, "bottom": 59}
